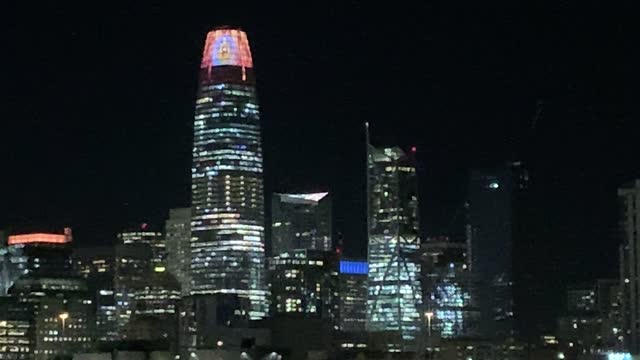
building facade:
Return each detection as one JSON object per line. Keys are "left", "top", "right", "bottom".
{"left": 421, "top": 237, "right": 478, "bottom": 339}
{"left": 271, "top": 192, "right": 332, "bottom": 255}
{"left": 72, "top": 246, "right": 117, "bottom": 343}
{"left": 0, "top": 245, "right": 27, "bottom": 296}
{"left": 114, "top": 243, "right": 153, "bottom": 337}
{"left": 338, "top": 260, "right": 368, "bottom": 333}
{"left": 165, "top": 207, "right": 192, "bottom": 296}
{"left": 127, "top": 272, "right": 181, "bottom": 350}
{"left": 619, "top": 180, "right": 640, "bottom": 354}
{"left": 366, "top": 144, "right": 422, "bottom": 351}
{"left": 7, "top": 228, "right": 73, "bottom": 279}
{"left": 0, "top": 297, "right": 33, "bottom": 360}
{"left": 10, "top": 277, "right": 94, "bottom": 360}
{"left": 467, "top": 163, "right": 528, "bottom": 339}
{"left": 267, "top": 249, "right": 339, "bottom": 323}
{"left": 557, "top": 279, "right": 624, "bottom": 354}
{"left": 117, "top": 227, "right": 166, "bottom": 270}
{"left": 190, "top": 27, "right": 267, "bottom": 318}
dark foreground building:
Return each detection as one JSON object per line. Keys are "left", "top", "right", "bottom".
{"left": 467, "top": 162, "right": 528, "bottom": 339}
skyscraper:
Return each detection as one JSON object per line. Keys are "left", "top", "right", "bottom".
{"left": 467, "top": 162, "right": 528, "bottom": 339}
{"left": 338, "top": 260, "right": 368, "bottom": 333}
{"left": 114, "top": 243, "right": 153, "bottom": 336}
{"left": 190, "top": 27, "right": 267, "bottom": 318}
{"left": 166, "top": 207, "right": 192, "bottom": 296}
{"left": 272, "top": 192, "right": 332, "bottom": 255}
{"left": 619, "top": 179, "right": 640, "bottom": 354}
{"left": 72, "top": 247, "right": 117, "bottom": 342}
{"left": 420, "top": 237, "right": 477, "bottom": 339}
{"left": 267, "top": 249, "right": 339, "bottom": 321}
{"left": 366, "top": 144, "right": 422, "bottom": 351}
{"left": 7, "top": 228, "right": 73, "bottom": 278}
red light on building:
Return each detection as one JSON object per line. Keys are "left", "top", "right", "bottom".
{"left": 8, "top": 228, "right": 72, "bottom": 245}
{"left": 411, "top": 146, "right": 417, "bottom": 153}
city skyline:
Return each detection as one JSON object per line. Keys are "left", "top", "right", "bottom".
{"left": 2, "top": 2, "right": 633, "bottom": 339}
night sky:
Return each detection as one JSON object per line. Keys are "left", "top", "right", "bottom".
{"left": 2, "top": 3, "right": 633, "bottom": 333}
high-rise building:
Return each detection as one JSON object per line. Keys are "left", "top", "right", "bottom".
{"left": 165, "top": 207, "right": 192, "bottom": 296}
{"left": 114, "top": 243, "right": 153, "bottom": 337}
{"left": 72, "top": 247, "right": 117, "bottom": 343}
{"left": 267, "top": 249, "right": 339, "bottom": 323}
{"left": 271, "top": 192, "right": 332, "bottom": 255}
{"left": 420, "top": 237, "right": 478, "bottom": 339}
{"left": 190, "top": 27, "right": 267, "bottom": 318}
{"left": 7, "top": 228, "right": 73, "bottom": 278}
{"left": 619, "top": 179, "right": 640, "bottom": 354}
{"left": 127, "top": 271, "right": 181, "bottom": 350}
{"left": 467, "top": 162, "right": 528, "bottom": 339}
{"left": 0, "top": 296, "right": 33, "bottom": 360}
{"left": 366, "top": 144, "right": 422, "bottom": 351}
{"left": 338, "top": 260, "right": 368, "bottom": 333}
{"left": 10, "top": 277, "right": 94, "bottom": 360}
{"left": 117, "top": 226, "right": 166, "bottom": 270}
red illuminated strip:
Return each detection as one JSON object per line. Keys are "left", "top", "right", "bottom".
{"left": 8, "top": 233, "right": 71, "bottom": 245}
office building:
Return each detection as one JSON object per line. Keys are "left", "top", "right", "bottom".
{"left": 72, "top": 246, "right": 115, "bottom": 280}
{"left": 467, "top": 162, "right": 528, "bottom": 339}
{"left": 7, "top": 228, "right": 73, "bottom": 278}
{"left": 557, "top": 279, "right": 623, "bottom": 354}
{"left": 421, "top": 237, "right": 477, "bottom": 339}
{"left": 72, "top": 246, "right": 117, "bottom": 343}
{"left": 114, "top": 243, "right": 153, "bottom": 337}
{"left": 0, "top": 297, "right": 33, "bottom": 360}
{"left": 10, "top": 277, "right": 94, "bottom": 360}
{"left": 190, "top": 27, "right": 267, "bottom": 318}
{"left": 338, "top": 260, "right": 368, "bottom": 333}
{"left": 165, "top": 207, "right": 192, "bottom": 296}
{"left": 178, "top": 294, "right": 267, "bottom": 358}
{"left": 117, "top": 226, "right": 166, "bottom": 270}
{"left": 271, "top": 192, "right": 331, "bottom": 255}
{"left": 267, "top": 249, "right": 338, "bottom": 322}
{"left": 366, "top": 144, "right": 422, "bottom": 351}
{"left": 127, "top": 272, "right": 181, "bottom": 349}
{"left": 619, "top": 180, "right": 640, "bottom": 354}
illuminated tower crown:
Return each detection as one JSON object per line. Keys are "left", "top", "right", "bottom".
{"left": 200, "top": 27, "right": 253, "bottom": 69}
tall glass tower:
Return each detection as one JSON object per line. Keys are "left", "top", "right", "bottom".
{"left": 366, "top": 142, "right": 422, "bottom": 351}
{"left": 190, "top": 27, "right": 267, "bottom": 319}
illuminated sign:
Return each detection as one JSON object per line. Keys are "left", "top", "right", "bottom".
{"left": 8, "top": 227, "right": 72, "bottom": 245}
{"left": 340, "top": 261, "right": 368, "bottom": 275}
{"left": 201, "top": 28, "right": 253, "bottom": 69}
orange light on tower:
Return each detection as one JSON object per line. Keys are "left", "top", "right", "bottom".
{"left": 200, "top": 28, "right": 253, "bottom": 69}
{"left": 8, "top": 227, "right": 72, "bottom": 245}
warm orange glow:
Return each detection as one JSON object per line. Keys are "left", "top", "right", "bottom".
{"left": 8, "top": 228, "right": 72, "bottom": 245}
{"left": 201, "top": 28, "right": 253, "bottom": 69}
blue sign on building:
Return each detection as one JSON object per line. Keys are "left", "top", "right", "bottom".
{"left": 339, "top": 261, "right": 368, "bottom": 275}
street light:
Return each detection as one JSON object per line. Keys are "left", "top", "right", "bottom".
{"left": 59, "top": 312, "right": 69, "bottom": 336}
{"left": 424, "top": 311, "right": 434, "bottom": 337}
